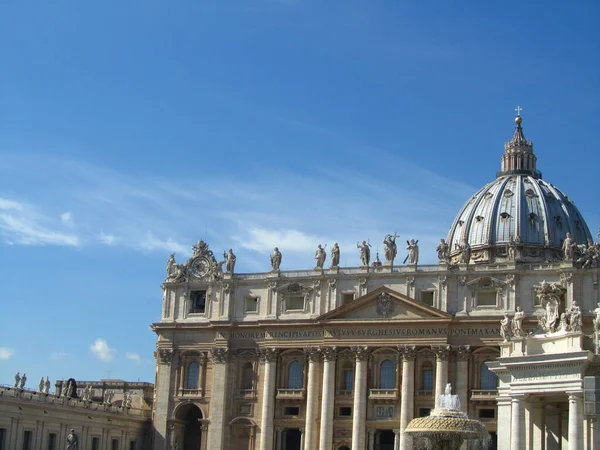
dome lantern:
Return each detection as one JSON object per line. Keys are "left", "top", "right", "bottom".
{"left": 499, "top": 107, "right": 539, "bottom": 178}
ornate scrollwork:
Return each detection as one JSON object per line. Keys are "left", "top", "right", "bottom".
{"left": 321, "top": 346, "right": 337, "bottom": 362}
{"left": 164, "top": 240, "right": 226, "bottom": 283}
{"left": 157, "top": 349, "right": 174, "bottom": 365}
{"left": 304, "top": 347, "right": 321, "bottom": 362}
{"left": 328, "top": 278, "right": 337, "bottom": 288}
{"left": 438, "top": 275, "right": 448, "bottom": 288}
{"left": 398, "top": 345, "right": 417, "bottom": 361}
{"left": 259, "top": 348, "right": 279, "bottom": 363}
{"left": 455, "top": 345, "right": 470, "bottom": 361}
{"left": 210, "top": 348, "right": 230, "bottom": 364}
{"left": 560, "top": 272, "right": 573, "bottom": 285}
{"left": 350, "top": 345, "right": 370, "bottom": 361}
{"left": 376, "top": 292, "right": 394, "bottom": 318}
{"left": 431, "top": 345, "right": 451, "bottom": 361}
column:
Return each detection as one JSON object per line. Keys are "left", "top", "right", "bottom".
{"left": 304, "top": 348, "right": 320, "bottom": 450}
{"left": 529, "top": 398, "right": 545, "bottom": 450}
{"left": 207, "top": 348, "right": 230, "bottom": 449}
{"left": 275, "top": 427, "right": 285, "bottom": 450}
{"left": 367, "top": 428, "right": 375, "bottom": 450}
{"left": 319, "top": 347, "right": 337, "bottom": 450}
{"left": 511, "top": 395, "right": 525, "bottom": 450}
{"left": 497, "top": 397, "right": 512, "bottom": 450}
{"left": 393, "top": 429, "right": 400, "bottom": 450}
{"left": 153, "top": 348, "right": 175, "bottom": 450}
{"left": 300, "top": 428, "right": 305, "bottom": 450}
{"left": 591, "top": 418, "right": 600, "bottom": 450}
{"left": 455, "top": 346, "right": 470, "bottom": 414}
{"left": 432, "top": 345, "right": 450, "bottom": 405}
{"left": 259, "top": 348, "right": 279, "bottom": 450}
{"left": 351, "top": 346, "right": 369, "bottom": 450}
{"left": 568, "top": 392, "right": 583, "bottom": 450}
{"left": 398, "top": 345, "right": 416, "bottom": 450}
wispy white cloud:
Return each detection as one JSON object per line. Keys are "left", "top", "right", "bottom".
{"left": 89, "top": 338, "right": 116, "bottom": 362}
{"left": 0, "top": 198, "right": 79, "bottom": 247}
{"left": 60, "top": 211, "right": 74, "bottom": 227}
{"left": 0, "top": 152, "right": 475, "bottom": 267}
{"left": 0, "top": 348, "right": 14, "bottom": 360}
{"left": 125, "top": 352, "right": 141, "bottom": 364}
{"left": 99, "top": 229, "right": 116, "bottom": 245}
{"left": 50, "top": 351, "right": 68, "bottom": 361}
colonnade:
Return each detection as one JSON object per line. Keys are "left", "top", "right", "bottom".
{"left": 253, "top": 344, "right": 461, "bottom": 450}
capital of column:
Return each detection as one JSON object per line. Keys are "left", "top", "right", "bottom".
{"left": 367, "top": 428, "right": 376, "bottom": 437}
{"left": 455, "top": 345, "right": 470, "bottom": 361}
{"left": 210, "top": 347, "right": 230, "bottom": 364}
{"left": 259, "top": 347, "right": 279, "bottom": 363}
{"left": 431, "top": 344, "right": 451, "bottom": 361}
{"left": 350, "top": 345, "right": 370, "bottom": 361}
{"left": 304, "top": 346, "right": 321, "bottom": 362}
{"left": 397, "top": 345, "right": 417, "bottom": 361}
{"left": 321, "top": 346, "right": 337, "bottom": 361}
{"left": 568, "top": 391, "right": 583, "bottom": 402}
{"left": 157, "top": 348, "right": 174, "bottom": 365}
{"left": 393, "top": 429, "right": 400, "bottom": 435}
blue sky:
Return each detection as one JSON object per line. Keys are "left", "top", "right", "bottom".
{"left": 0, "top": 1, "right": 598, "bottom": 388}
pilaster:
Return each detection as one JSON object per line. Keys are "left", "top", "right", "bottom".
{"left": 454, "top": 345, "right": 470, "bottom": 414}
{"left": 351, "top": 346, "right": 369, "bottom": 450}
{"left": 398, "top": 345, "right": 417, "bottom": 450}
{"left": 319, "top": 347, "right": 337, "bottom": 450}
{"left": 259, "top": 348, "right": 279, "bottom": 450}
{"left": 207, "top": 347, "right": 230, "bottom": 450}
{"left": 153, "top": 348, "right": 175, "bottom": 450}
{"left": 568, "top": 392, "right": 583, "bottom": 450}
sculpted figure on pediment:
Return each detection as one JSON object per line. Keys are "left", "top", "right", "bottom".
{"left": 383, "top": 234, "right": 398, "bottom": 263}
{"left": 500, "top": 313, "right": 511, "bottom": 342}
{"left": 315, "top": 244, "right": 326, "bottom": 269}
{"left": 511, "top": 306, "right": 525, "bottom": 337}
{"left": 563, "top": 232, "right": 576, "bottom": 261}
{"left": 330, "top": 243, "right": 340, "bottom": 267}
{"left": 436, "top": 238, "right": 450, "bottom": 263}
{"left": 224, "top": 249, "right": 236, "bottom": 273}
{"left": 357, "top": 240, "right": 371, "bottom": 266}
{"left": 406, "top": 239, "right": 419, "bottom": 265}
{"left": 14, "top": 372, "right": 20, "bottom": 388}
{"left": 270, "top": 247, "right": 282, "bottom": 271}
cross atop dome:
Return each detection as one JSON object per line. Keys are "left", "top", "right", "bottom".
{"left": 499, "top": 107, "right": 537, "bottom": 178}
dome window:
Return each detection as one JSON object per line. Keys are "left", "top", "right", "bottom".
{"left": 525, "top": 189, "right": 537, "bottom": 198}
{"left": 528, "top": 213, "right": 537, "bottom": 227}
{"left": 475, "top": 216, "right": 485, "bottom": 223}
{"left": 554, "top": 216, "right": 563, "bottom": 229}
{"left": 458, "top": 220, "right": 464, "bottom": 227}
{"left": 503, "top": 189, "right": 514, "bottom": 198}
{"left": 500, "top": 212, "right": 511, "bottom": 220}
{"left": 484, "top": 192, "right": 493, "bottom": 200}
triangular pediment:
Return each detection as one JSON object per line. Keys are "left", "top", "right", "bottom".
{"left": 317, "top": 286, "right": 451, "bottom": 322}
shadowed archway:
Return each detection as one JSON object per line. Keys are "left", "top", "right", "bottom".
{"left": 175, "top": 403, "right": 203, "bottom": 450}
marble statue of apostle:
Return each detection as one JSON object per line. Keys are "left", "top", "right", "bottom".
{"left": 39, "top": 377, "right": 45, "bottom": 393}
{"left": 563, "top": 232, "right": 576, "bottom": 260}
{"left": 407, "top": 239, "right": 419, "bottom": 265}
{"left": 44, "top": 377, "right": 51, "bottom": 394}
{"left": 383, "top": 235, "right": 398, "bottom": 263}
{"left": 500, "top": 313, "right": 511, "bottom": 342}
{"left": 511, "top": 306, "right": 525, "bottom": 337}
{"left": 315, "top": 245, "right": 326, "bottom": 268}
{"left": 19, "top": 373, "right": 27, "bottom": 389}
{"left": 224, "top": 249, "right": 236, "bottom": 273}
{"left": 66, "top": 429, "right": 79, "bottom": 449}
{"left": 570, "top": 301, "right": 582, "bottom": 332}
{"left": 14, "top": 372, "right": 20, "bottom": 388}
{"left": 330, "top": 243, "right": 340, "bottom": 267}
{"left": 594, "top": 302, "right": 600, "bottom": 334}
{"left": 357, "top": 241, "right": 371, "bottom": 266}
{"left": 436, "top": 239, "right": 449, "bottom": 263}
{"left": 270, "top": 247, "right": 282, "bottom": 271}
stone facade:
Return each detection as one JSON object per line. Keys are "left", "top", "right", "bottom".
{"left": 151, "top": 114, "right": 600, "bottom": 450}
{"left": 0, "top": 382, "right": 152, "bottom": 449}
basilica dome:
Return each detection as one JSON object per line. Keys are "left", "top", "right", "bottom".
{"left": 446, "top": 115, "right": 593, "bottom": 263}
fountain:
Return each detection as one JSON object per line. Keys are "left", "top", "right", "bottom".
{"left": 405, "top": 383, "right": 490, "bottom": 450}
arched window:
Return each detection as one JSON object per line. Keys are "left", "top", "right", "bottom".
{"left": 380, "top": 359, "right": 395, "bottom": 389}
{"left": 287, "top": 360, "right": 304, "bottom": 389}
{"left": 342, "top": 362, "right": 354, "bottom": 391}
{"left": 241, "top": 362, "right": 254, "bottom": 390}
{"left": 422, "top": 362, "right": 433, "bottom": 391}
{"left": 186, "top": 361, "right": 199, "bottom": 389}
{"left": 480, "top": 361, "right": 497, "bottom": 390}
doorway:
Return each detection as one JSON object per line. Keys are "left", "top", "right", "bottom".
{"left": 375, "top": 430, "right": 395, "bottom": 450}
{"left": 175, "top": 404, "right": 203, "bottom": 450}
{"left": 284, "top": 428, "right": 302, "bottom": 450}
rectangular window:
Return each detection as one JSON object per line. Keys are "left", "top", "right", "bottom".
{"left": 287, "top": 295, "right": 304, "bottom": 311}
{"left": 339, "top": 407, "right": 352, "bottom": 417}
{"left": 421, "top": 291, "right": 434, "bottom": 306}
{"left": 342, "top": 292, "right": 355, "bottom": 305}
{"left": 477, "top": 291, "right": 497, "bottom": 306}
{"left": 245, "top": 295, "right": 258, "bottom": 312}
{"left": 422, "top": 369, "right": 434, "bottom": 391}
{"left": 47, "top": 433, "right": 57, "bottom": 450}
{"left": 92, "top": 438, "right": 100, "bottom": 450}
{"left": 0, "top": 428, "right": 6, "bottom": 450}
{"left": 284, "top": 406, "right": 299, "bottom": 416}
{"left": 343, "top": 369, "right": 354, "bottom": 391}
{"left": 479, "top": 409, "right": 495, "bottom": 419}
{"left": 23, "top": 431, "right": 32, "bottom": 450}
{"left": 190, "top": 290, "right": 207, "bottom": 313}
{"left": 112, "top": 439, "right": 119, "bottom": 450}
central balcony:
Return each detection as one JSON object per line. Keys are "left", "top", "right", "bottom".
{"left": 471, "top": 390, "right": 498, "bottom": 401}
{"left": 177, "top": 388, "right": 204, "bottom": 398}
{"left": 368, "top": 389, "right": 399, "bottom": 402}
{"left": 276, "top": 389, "right": 306, "bottom": 401}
